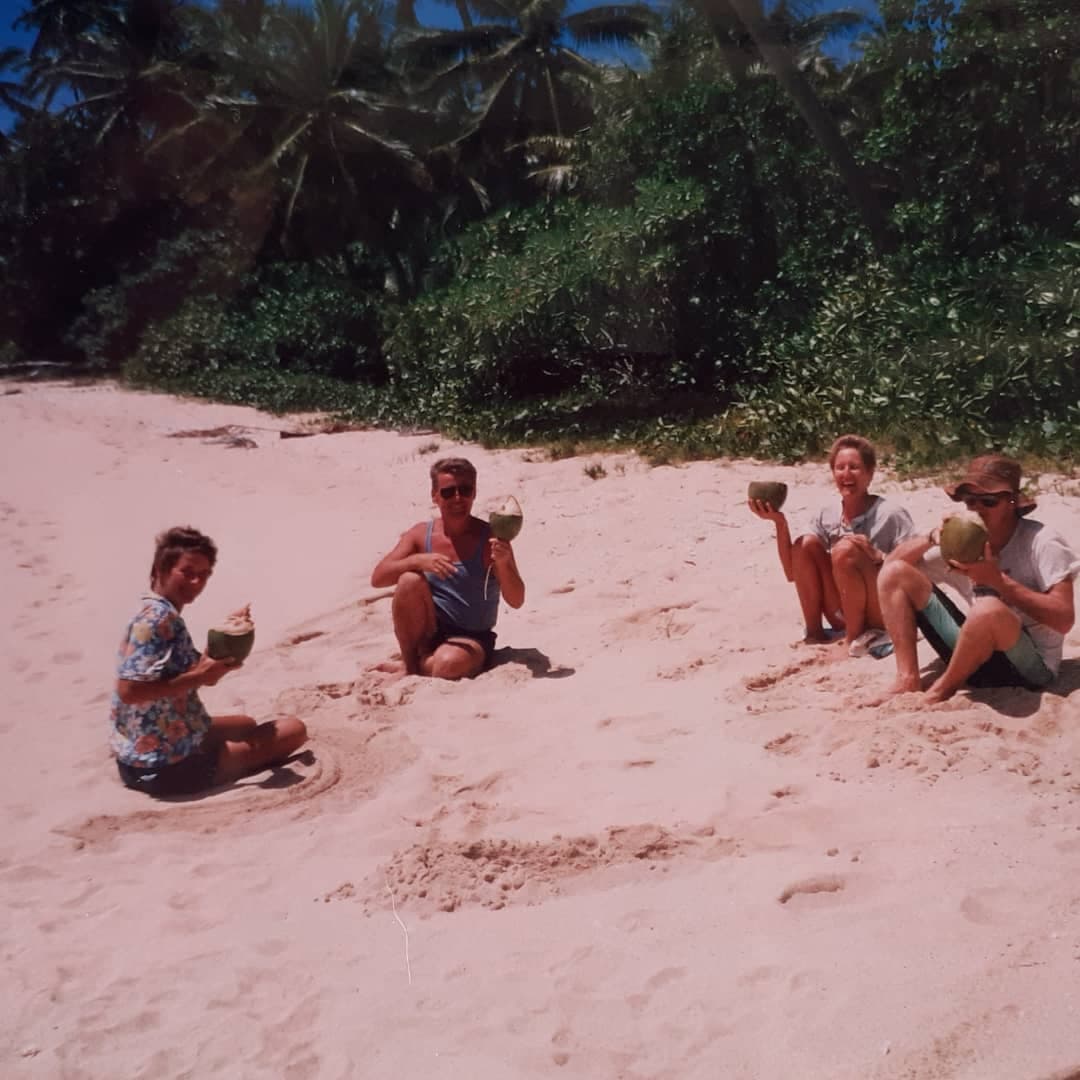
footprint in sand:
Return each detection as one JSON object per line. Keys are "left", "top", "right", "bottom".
{"left": 777, "top": 875, "right": 846, "bottom": 905}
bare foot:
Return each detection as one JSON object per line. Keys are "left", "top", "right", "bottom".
{"left": 373, "top": 658, "right": 405, "bottom": 675}
{"left": 924, "top": 680, "right": 957, "bottom": 705}
{"left": 888, "top": 675, "right": 923, "bottom": 695}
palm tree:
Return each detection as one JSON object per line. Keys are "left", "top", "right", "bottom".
{"left": 20, "top": 0, "right": 201, "bottom": 196}
{"left": 200, "top": 0, "right": 435, "bottom": 279}
{"left": 694, "top": 0, "right": 894, "bottom": 254}
{"left": 401, "top": 0, "right": 657, "bottom": 147}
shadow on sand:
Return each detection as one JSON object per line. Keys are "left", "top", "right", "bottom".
{"left": 962, "top": 657, "right": 1080, "bottom": 719}
{"left": 490, "top": 647, "right": 575, "bottom": 679}
{"left": 155, "top": 749, "right": 318, "bottom": 803}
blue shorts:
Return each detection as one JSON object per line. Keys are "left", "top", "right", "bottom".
{"left": 916, "top": 587, "right": 1053, "bottom": 690}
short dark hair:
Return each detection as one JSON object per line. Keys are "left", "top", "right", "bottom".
{"left": 150, "top": 526, "right": 217, "bottom": 585}
{"left": 429, "top": 457, "right": 477, "bottom": 490}
{"left": 827, "top": 434, "right": 876, "bottom": 472}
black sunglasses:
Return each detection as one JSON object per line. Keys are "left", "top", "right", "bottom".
{"left": 962, "top": 494, "right": 1011, "bottom": 509}
{"left": 438, "top": 484, "right": 475, "bottom": 500}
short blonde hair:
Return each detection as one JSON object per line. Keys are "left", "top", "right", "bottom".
{"left": 827, "top": 434, "right": 876, "bottom": 472}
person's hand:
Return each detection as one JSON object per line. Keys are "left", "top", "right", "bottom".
{"left": 950, "top": 541, "right": 1004, "bottom": 590}
{"left": 835, "top": 533, "right": 883, "bottom": 565}
{"left": 412, "top": 551, "right": 458, "bottom": 579}
{"left": 747, "top": 498, "right": 785, "bottom": 523}
{"left": 192, "top": 653, "right": 241, "bottom": 688}
{"left": 489, "top": 537, "right": 514, "bottom": 568}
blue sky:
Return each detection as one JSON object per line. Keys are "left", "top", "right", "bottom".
{"left": 0, "top": 0, "right": 878, "bottom": 131}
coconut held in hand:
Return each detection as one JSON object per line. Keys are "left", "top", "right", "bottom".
{"left": 747, "top": 481, "right": 788, "bottom": 511}
{"left": 207, "top": 607, "right": 255, "bottom": 662}
{"left": 489, "top": 495, "right": 523, "bottom": 541}
{"left": 939, "top": 512, "right": 989, "bottom": 564}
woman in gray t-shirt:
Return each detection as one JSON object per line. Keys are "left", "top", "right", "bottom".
{"left": 749, "top": 434, "right": 914, "bottom": 652}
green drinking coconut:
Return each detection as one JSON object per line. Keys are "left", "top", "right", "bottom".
{"left": 206, "top": 609, "right": 255, "bottom": 662}
{"left": 939, "top": 513, "right": 989, "bottom": 564}
{"left": 485, "top": 496, "right": 523, "bottom": 598}
{"left": 747, "top": 481, "right": 788, "bottom": 511}
{"left": 489, "top": 495, "right": 524, "bottom": 542}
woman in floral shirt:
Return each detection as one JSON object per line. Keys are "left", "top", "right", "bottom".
{"left": 111, "top": 526, "right": 307, "bottom": 796}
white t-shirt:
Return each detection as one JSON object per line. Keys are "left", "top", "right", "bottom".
{"left": 925, "top": 518, "right": 1079, "bottom": 673}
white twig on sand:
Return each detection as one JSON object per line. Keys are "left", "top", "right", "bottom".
{"left": 386, "top": 876, "right": 413, "bottom": 985}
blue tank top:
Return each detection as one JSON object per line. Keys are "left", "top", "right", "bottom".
{"left": 424, "top": 519, "right": 501, "bottom": 632}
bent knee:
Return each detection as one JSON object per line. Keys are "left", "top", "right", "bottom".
{"left": 878, "top": 558, "right": 918, "bottom": 590}
{"left": 274, "top": 716, "right": 308, "bottom": 749}
{"left": 395, "top": 571, "right": 429, "bottom": 594}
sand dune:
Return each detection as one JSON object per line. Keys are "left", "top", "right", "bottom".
{"left": 2, "top": 379, "right": 1079, "bottom": 1079}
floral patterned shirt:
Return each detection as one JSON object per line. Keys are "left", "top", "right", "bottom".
{"left": 109, "top": 593, "right": 211, "bottom": 768}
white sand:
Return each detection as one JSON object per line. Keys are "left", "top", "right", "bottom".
{"left": 2, "top": 380, "right": 1080, "bottom": 1079}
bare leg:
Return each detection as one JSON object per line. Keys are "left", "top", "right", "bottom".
{"left": 831, "top": 539, "right": 885, "bottom": 648}
{"left": 792, "top": 535, "right": 844, "bottom": 642}
{"left": 925, "top": 600, "right": 1022, "bottom": 703}
{"left": 877, "top": 560, "right": 933, "bottom": 694}
{"left": 422, "top": 638, "right": 487, "bottom": 680}
{"left": 207, "top": 714, "right": 309, "bottom": 784}
{"left": 391, "top": 571, "right": 438, "bottom": 675}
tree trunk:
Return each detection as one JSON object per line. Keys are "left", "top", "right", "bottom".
{"left": 712, "top": 0, "right": 895, "bottom": 255}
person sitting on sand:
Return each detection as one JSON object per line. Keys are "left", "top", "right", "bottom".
{"left": 111, "top": 526, "right": 308, "bottom": 796}
{"left": 371, "top": 457, "right": 525, "bottom": 679}
{"left": 749, "top": 434, "right": 915, "bottom": 654}
{"left": 878, "top": 455, "right": 1077, "bottom": 703}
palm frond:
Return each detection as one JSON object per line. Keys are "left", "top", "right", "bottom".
{"left": 563, "top": 5, "right": 657, "bottom": 47}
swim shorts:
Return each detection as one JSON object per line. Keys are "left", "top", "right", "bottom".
{"left": 433, "top": 620, "right": 497, "bottom": 666}
{"left": 916, "top": 586, "right": 1053, "bottom": 690}
{"left": 116, "top": 749, "right": 218, "bottom": 797}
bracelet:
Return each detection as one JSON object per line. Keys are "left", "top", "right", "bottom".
{"left": 973, "top": 585, "right": 1000, "bottom": 599}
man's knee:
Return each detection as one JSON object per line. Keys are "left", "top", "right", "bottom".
{"left": 878, "top": 559, "right": 923, "bottom": 599}
{"left": 392, "top": 571, "right": 432, "bottom": 616}
{"left": 965, "top": 597, "right": 1021, "bottom": 650}
{"left": 429, "top": 644, "right": 483, "bottom": 681}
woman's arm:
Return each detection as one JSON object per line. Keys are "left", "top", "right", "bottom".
{"left": 748, "top": 500, "right": 795, "bottom": 581}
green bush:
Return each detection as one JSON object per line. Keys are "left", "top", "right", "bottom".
{"left": 383, "top": 179, "right": 708, "bottom": 434}
{"left": 720, "top": 240, "right": 1080, "bottom": 463}
{"left": 127, "top": 262, "right": 388, "bottom": 389}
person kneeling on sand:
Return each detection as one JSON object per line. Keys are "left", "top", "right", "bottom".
{"left": 749, "top": 434, "right": 915, "bottom": 654}
{"left": 371, "top": 457, "right": 525, "bottom": 679}
{"left": 878, "top": 455, "right": 1077, "bottom": 703}
{"left": 111, "top": 527, "right": 307, "bottom": 797}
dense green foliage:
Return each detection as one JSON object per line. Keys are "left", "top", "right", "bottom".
{"left": 1, "top": 0, "right": 1078, "bottom": 465}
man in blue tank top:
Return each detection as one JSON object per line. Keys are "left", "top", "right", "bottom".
{"left": 371, "top": 457, "right": 526, "bottom": 679}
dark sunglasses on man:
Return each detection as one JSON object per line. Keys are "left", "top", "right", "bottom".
{"left": 962, "top": 494, "right": 1012, "bottom": 509}
{"left": 439, "top": 484, "right": 475, "bottom": 500}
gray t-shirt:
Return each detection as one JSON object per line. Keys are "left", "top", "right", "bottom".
{"left": 809, "top": 495, "right": 915, "bottom": 555}
{"left": 925, "top": 518, "right": 1079, "bottom": 674}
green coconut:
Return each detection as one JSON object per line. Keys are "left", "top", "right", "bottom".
{"left": 489, "top": 495, "right": 523, "bottom": 542}
{"left": 206, "top": 617, "right": 255, "bottom": 662}
{"left": 747, "top": 481, "right": 788, "bottom": 511}
{"left": 939, "top": 513, "right": 988, "bottom": 564}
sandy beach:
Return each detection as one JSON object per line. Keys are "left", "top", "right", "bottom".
{"left": 3, "top": 379, "right": 1080, "bottom": 1079}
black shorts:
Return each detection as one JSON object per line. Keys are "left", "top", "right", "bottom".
{"left": 116, "top": 750, "right": 218, "bottom": 797}
{"left": 433, "top": 621, "right": 497, "bottom": 666}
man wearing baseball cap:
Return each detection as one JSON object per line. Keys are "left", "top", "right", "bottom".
{"left": 877, "top": 454, "right": 1077, "bottom": 702}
